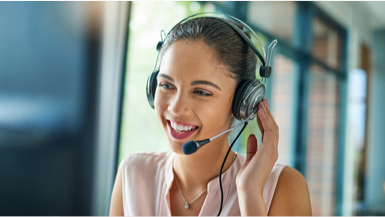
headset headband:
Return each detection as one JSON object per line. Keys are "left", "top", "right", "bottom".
{"left": 165, "top": 12, "right": 267, "bottom": 65}
{"left": 155, "top": 12, "right": 277, "bottom": 79}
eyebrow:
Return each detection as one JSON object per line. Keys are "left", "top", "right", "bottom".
{"left": 158, "top": 73, "right": 222, "bottom": 91}
{"left": 191, "top": 80, "right": 222, "bottom": 91}
{"left": 158, "top": 74, "right": 174, "bottom": 82}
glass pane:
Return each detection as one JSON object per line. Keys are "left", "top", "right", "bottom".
{"left": 247, "top": 1, "right": 296, "bottom": 43}
{"left": 306, "top": 64, "right": 340, "bottom": 216}
{"left": 312, "top": 17, "right": 343, "bottom": 70}
{"left": 347, "top": 69, "right": 368, "bottom": 215}
{"left": 270, "top": 54, "right": 297, "bottom": 165}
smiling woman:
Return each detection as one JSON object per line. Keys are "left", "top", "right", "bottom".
{"left": 110, "top": 14, "right": 312, "bottom": 216}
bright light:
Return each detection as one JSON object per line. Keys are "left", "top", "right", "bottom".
{"left": 190, "top": 2, "right": 200, "bottom": 13}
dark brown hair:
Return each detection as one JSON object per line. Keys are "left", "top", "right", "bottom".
{"left": 159, "top": 17, "right": 258, "bottom": 86}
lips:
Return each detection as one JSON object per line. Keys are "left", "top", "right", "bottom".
{"left": 167, "top": 120, "right": 199, "bottom": 140}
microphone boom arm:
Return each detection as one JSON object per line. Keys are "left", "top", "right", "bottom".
{"left": 183, "top": 112, "right": 258, "bottom": 155}
{"left": 210, "top": 112, "right": 257, "bottom": 141}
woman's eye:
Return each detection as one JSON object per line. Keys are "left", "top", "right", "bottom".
{"left": 159, "top": 83, "right": 173, "bottom": 89}
{"left": 195, "top": 89, "right": 212, "bottom": 97}
{"left": 158, "top": 83, "right": 211, "bottom": 96}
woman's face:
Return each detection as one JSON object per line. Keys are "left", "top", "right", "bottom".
{"left": 154, "top": 40, "right": 237, "bottom": 154}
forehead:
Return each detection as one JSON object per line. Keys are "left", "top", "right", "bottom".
{"left": 159, "top": 41, "right": 234, "bottom": 83}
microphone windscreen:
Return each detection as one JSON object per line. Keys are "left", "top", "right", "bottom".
{"left": 182, "top": 141, "right": 198, "bottom": 155}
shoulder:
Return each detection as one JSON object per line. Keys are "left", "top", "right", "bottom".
{"left": 119, "top": 151, "right": 174, "bottom": 183}
{"left": 268, "top": 166, "right": 313, "bottom": 216}
{"left": 112, "top": 151, "right": 173, "bottom": 215}
{"left": 120, "top": 151, "right": 173, "bottom": 172}
{"left": 110, "top": 151, "right": 170, "bottom": 216}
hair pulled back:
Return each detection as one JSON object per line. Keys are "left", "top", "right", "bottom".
{"left": 159, "top": 17, "right": 258, "bottom": 86}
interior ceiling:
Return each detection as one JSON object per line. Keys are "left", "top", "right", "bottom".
{"left": 363, "top": 1, "right": 385, "bottom": 28}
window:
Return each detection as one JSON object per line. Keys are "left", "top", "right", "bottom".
{"left": 312, "top": 17, "right": 343, "bottom": 71}
{"left": 270, "top": 54, "right": 297, "bottom": 165}
{"left": 306, "top": 64, "right": 340, "bottom": 215}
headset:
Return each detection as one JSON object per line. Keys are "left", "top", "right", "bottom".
{"left": 145, "top": 12, "right": 277, "bottom": 216}
{"left": 146, "top": 12, "right": 277, "bottom": 121}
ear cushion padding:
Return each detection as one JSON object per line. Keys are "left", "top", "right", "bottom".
{"left": 146, "top": 70, "right": 159, "bottom": 109}
{"left": 232, "top": 80, "right": 254, "bottom": 120}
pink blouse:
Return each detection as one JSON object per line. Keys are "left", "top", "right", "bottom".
{"left": 121, "top": 151, "right": 288, "bottom": 216}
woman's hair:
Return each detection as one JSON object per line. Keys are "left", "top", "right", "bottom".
{"left": 160, "top": 17, "right": 257, "bottom": 85}
{"left": 159, "top": 17, "right": 258, "bottom": 136}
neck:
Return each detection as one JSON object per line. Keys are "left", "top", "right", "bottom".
{"left": 172, "top": 137, "right": 236, "bottom": 192}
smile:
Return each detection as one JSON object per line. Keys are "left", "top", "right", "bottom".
{"left": 166, "top": 120, "right": 199, "bottom": 140}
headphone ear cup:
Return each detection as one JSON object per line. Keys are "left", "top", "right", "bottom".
{"left": 232, "top": 80, "right": 253, "bottom": 120}
{"left": 232, "top": 80, "right": 265, "bottom": 120}
{"left": 146, "top": 70, "right": 159, "bottom": 109}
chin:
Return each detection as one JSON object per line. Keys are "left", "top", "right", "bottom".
{"left": 169, "top": 142, "right": 185, "bottom": 155}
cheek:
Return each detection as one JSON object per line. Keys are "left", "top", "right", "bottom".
{"left": 196, "top": 94, "right": 234, "bottom": 129}
{"left": 154, "top": 90, "right": 167, "bottom": 121}
{"left": 154, "top": 87, "right": 169, "bottom": 107}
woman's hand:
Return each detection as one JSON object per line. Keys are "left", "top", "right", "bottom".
{"left": 236, "top": 98, "right": 279, "bottom": 215}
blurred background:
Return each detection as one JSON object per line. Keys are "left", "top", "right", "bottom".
{"left": 0, "top": 1, "right": 384, "bottom": 216}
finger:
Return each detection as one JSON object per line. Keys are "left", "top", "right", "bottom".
{"left": 245, "top": 134, "right": 258, "bottom": 163}
{"left": 264, "top": 99, "right": 279, "bottom": 140}
{"left": 257, "top": 101, "right": 270, "bottom": 141}
{"left": 256, "top": 112, "right": 264, "bottom": 136}
{"left": 258, "top": 104, "right": 275, "bottom": 139}
{"left": 265, "top": 99, "right": 278, "bottom": 127}
{"left": 258, "top": 100, "right": 280, "bottom": 151}
{"left": 259, "top": 100, "right": 273, "bottom": 126}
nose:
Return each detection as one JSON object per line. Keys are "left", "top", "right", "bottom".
{"left": 168, "top": 91, "right": 192, "bottom": 117}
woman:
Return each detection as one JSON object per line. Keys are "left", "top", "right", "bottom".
{"left": 110, "top": 15, "right": 312, "bottom": 216}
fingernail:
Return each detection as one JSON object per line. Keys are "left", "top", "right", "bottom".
{"left": 263, "top": 101, "right": 266, "bottom": 108}
{"left": 267, "top": 99, "right": 269, "bottom": 107}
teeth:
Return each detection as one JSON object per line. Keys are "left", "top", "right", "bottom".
{"left": 170, "top": 121, "right": 197, "bottom": 133}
